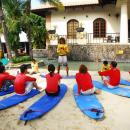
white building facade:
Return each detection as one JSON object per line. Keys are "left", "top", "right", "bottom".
{"left": 32, "top": 0, "right": 130, "bottom": 46}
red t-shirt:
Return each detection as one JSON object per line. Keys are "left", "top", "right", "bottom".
{"left": 45, "top": 73, "right": 61, "bottom": 93}
{"left": 76, "top": 72, "right": 94, "bottom": 94}
{"left": 0, "top": 72, "right": 15, "bottom": 89}
{"left": 99, "top": 68, "right": 120, "bottom": 86}
{"left": 14, "top": 73, "right": 36, "bottom": 94}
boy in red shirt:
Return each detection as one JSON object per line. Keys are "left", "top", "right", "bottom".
{"left": 98, "top": 61, "right": 120, "bottom": 88}
{"left": 0, "top": 65, "right": 15, "bottom": 91}
{"left": 45, "top": 64, "right": 62, "bottom": 96}
{"left": 76, "top": 64, "right": 100, "bottom": 95}
{"left": 14, "top": 64, "right": 43, "bottom": 95}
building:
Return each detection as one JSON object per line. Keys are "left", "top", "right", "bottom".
{"left": 0, "top": 32, "right": 29, "bottom": 55}
{"left": 32, "top": 0, "right": 130, "bottom": 61}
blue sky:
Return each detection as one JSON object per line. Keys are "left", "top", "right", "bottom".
{"left": 31, "top": 0, "right": 41, "bottom": 9}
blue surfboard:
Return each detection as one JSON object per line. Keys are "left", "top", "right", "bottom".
{"left": 62, "top": 75, "right": 75, "bottom": 79}
{"left": 20, "top": 84, "right": 67, "bottom": 122}
{"left": 93, "top": 81, "right": 130, "bottom": 98}
{"left": 0, "top": 89, "right": 40, "bottom": 110}
{"left": 73, "top": 84, "right": 104, "bottom": 120}
{"left": 120, "top": 79, "right": 130, "bottom": 86}
{"left": 0, "top": 86, "right": 14, "bottom": 96}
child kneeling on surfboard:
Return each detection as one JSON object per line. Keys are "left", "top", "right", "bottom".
{"left": 100, "top": 60, "right": 110, "bottom": 80}
{"left": 0, "top": 65, "right": 15, "bottom": 91}
{"left": 76, "top": 64, "right": 100, "bottom": 95}
{"left": 101, "top": 60, "right": 110, "bottom": 71}
{"left": 45, "top": 64, "right": 62, "bottom": 96}
{"left": 14, "top": 64, "right": 43, "bottom": 95}
{"left": 98, "top": 61, "right": 120, "bottom": 88}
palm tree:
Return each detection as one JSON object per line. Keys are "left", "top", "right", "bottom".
{"left": 0, "top": 0, "right": 12, "bottom": 59}
{"left": 0, "top": 0, "right": 63, "bottom": 59}
{"left": 0, "top": 0, "right": 26, "bottom": 57}
{"left": 3, "top": 0, "right": 23, "bottom": 56}
{"left": 24, "top": 0, "right": 63, "bottom": 59}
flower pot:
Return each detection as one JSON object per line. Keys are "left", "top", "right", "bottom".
{"left": 48, "top": 30, "right": 56, "bottom": 34}
{"left": 76, "top": 27, "right": 84, "bottom": 32}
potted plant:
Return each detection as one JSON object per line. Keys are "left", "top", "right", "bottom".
{"left": 48, "top": 26, "right": 56, "bottom": 34}
{"left": 76, "top": 23, "right": 84, "bottom": 32}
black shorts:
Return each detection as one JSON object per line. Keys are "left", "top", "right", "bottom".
{"left": 45, "top": 85, "right": 60, "bottom": 96}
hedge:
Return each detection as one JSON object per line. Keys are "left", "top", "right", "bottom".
{"left": 12, "top": 56, "right": 31, "bottom": 63}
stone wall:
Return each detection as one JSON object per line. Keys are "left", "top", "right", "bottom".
{"left": 33, "top": 49, "right": 48, "bottom": 58}
{"left": 33, "top": 44, "right": 130, "bottom": 62}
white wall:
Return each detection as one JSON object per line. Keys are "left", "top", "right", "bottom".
{"left": 48, "top": 5, "right": 120, "bottom": 35}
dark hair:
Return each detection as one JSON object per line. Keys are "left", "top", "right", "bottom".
{"left": 0, "top": 61, "right": 3, "bottom": 66}
{"left": 32, "top": 59, "right": 36, "bottom": 62}
{"left": 111, "top": 61, "right": 117, "bottom": 68}
{"left": 0, "top": 65, "right": 5, "bottom": 73}
{"left": 48, "top": 64, "right": 55, "bottom": 77}
{"left": 20, "top": 64, "right": 28, "bottom": 73}
{"left": 59, "top": 37, "right": 66, "bottom": 44}
{"left": 79, "top": 64, "right": 88, "bottom": 74}
{"left": 32, "top": 59, "right": 36, "bottom": 63}
{"left": 103, "top": 60, "right": 108, "bottom": 65}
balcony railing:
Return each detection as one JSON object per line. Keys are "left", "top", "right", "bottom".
{"left": 57, "top": 33, "right": 120, "bottom": 44}
{"left": 49, "top": 33, "right": 130, "bottom": 44}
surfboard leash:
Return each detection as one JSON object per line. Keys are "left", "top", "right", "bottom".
{"left": 23, "top": 109, "right": 45, "bottom": 125}
{"left": 81, "top": 108, "right": 104, "bottom": 116}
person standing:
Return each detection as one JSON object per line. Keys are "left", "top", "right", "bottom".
{"left": 57, "top": 37, "right": 69, "bottom": 76}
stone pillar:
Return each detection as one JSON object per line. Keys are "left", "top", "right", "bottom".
{"left": 120, "top": 2, "right": 128, "bottom": 43}
{"left": 46, "top": 13, "right": 51, "bottom": 30}
{"left": 46, "top": 13, "right": 51, "bottom": 49}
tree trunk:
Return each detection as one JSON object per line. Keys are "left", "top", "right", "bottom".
{"left": 0, "top": 4, "right": 12, "bottom": 59}
{"left": 0, "top": 38, "right": 2, "bottom": 59}
{"left": 27, "top": 0, "right": 33, "bottom": 59}
{"left": 2, "top": 21, "right": 12, "bottom": 59}
{"left": 28, "top": 25, "right": 33, "bottom": 59}
{"left": 0, "top": 37, "right": 2, "bottom": 50}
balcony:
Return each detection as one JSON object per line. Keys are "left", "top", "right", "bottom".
{"left": 55, "top": 33, "right": 120, "bottom": 44}
{"left": 48, "top": 33, "right": 130, "bottom": 45}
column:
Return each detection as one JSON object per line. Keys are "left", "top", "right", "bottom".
{"left": 120, "top": 2, "right": 128, "bottom": 43}
{"left": 46, "top": 13, "right": 51, "bottom": 49}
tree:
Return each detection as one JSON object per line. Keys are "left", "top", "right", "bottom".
{"left": 23, "top": 0, "right": 63, "bottom": 59}
{"left": 0, "top": 0, "right": 25, "bottom": 57}
{"left": 0, "top": 0, "right": 12, "bottom": 59}
{"left": 3, "top": 0, "right": 22, "bottom": 56}
{"left": 0, "top": 0, "right": 63, "bottom": 59}
{"left": 30, "top": 13, "right": 46, "bottom": 49}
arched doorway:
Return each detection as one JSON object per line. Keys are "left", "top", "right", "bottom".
{"left": 67, "top": 19, "right": 79, "bottom": 39}
{"left": 93, "top": 18, "right": 106, "bottom": 38}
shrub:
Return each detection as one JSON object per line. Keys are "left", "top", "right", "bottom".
{"left": 12, "top": 56, "right": 31, "bottom": 63}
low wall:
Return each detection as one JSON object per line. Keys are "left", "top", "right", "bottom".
{"left": 33, "top": 49, "right": 48, "bottom": 58}
{"left": 33, "top": 44, "right": 130, "bottom": 62}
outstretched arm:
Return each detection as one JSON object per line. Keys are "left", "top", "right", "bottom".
{"left": 40, "top": 73, "right": 46, "bottom": 78}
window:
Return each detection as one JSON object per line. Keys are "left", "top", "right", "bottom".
{"left": 67, "top": 19, "right": 79, "bottom": 39}
{"left": 93, "top": 18, "right": 106, "bottom": 38}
